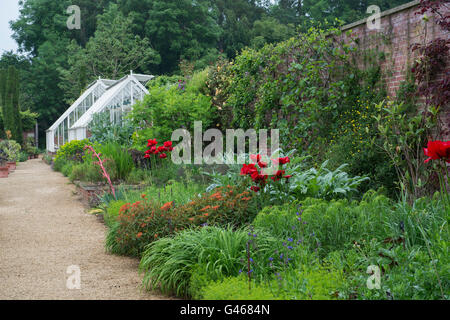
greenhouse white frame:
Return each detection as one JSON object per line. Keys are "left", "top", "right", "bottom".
{"left": 46, "top": 72, "right": 153, "bottom": 152}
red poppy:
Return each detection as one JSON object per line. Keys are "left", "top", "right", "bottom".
{"left": 258, "top": 161, "right": 268, "bottom": 168}
{"left": 272, "top": 157, "right": 290, "bottom": 165}
{"left": 147, "top": 139, "right": 157, "bottom": 147}
{"left": 164, "top": 141, "right": 173, "bottom": 148}
{"left": 159, "top": 153, "right": 168, "bottom": 159}
{"left": 424, "top": 140, "right": 450, "bottom": 163}
{"left": 157, "top": 146, "right": 167, "bottom": 153}
{"left": 144, "top": 154, "right": 150, "bottom": 159}
{"left": 241, "top": 163, "right": 258, "bottom": 176}
{"left": 149, "top": 146, "right": 157, "bottom": 154}
{"left": 250, "top": 186, "right": 260, "bottom": 192}
{"left": 284, "top": 175, "right": 292, "bottom": 180}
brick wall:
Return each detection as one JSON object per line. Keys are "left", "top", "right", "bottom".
{"left": 340, "top": 0, "right": 449, "bottom": 138}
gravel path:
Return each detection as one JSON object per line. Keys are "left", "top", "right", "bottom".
{"left": 0, "top": 158, "right": 166, "bottom": 300}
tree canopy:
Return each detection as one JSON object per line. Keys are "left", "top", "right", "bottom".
{"left": 2, "top": 0, "right": 412, "bottom": 146}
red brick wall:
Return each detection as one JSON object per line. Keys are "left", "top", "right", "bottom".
{"left": 340, "top": 0, "right": 449, "bottom": 138}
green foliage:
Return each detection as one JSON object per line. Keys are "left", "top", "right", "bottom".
{"left": 139, "top": 226, "right": 251, "bottom": 298}
{"left": 374, "top": 100, "right": 439, "bottom": 200}
{"left": 88, "top": 112, "right": 134, "bottom": 147}
{"left": 201, "top": 276, "right": 280, "bottom": 300}
{"left": 129, "top": 70, "right": 215, "bottom": 144}
{"left": 55, "top": 139, "right": 89, "bottom": 163}
{"left": 289, "top": 160, "right": 370, "bottom": 201}
{"left": 0, "top": 140, "right": 21, "bottom": 162}
{"left": 60, "top": 3, "right": 161, "bottom": 102}
{"left": 99, "top": 142, "right": 134, "bottom": 181}
{"left": 68, "top": 162, "right": 104, "bottom": 183}
{"left": 104, "top": 200, "right": 127, "bottom": 228}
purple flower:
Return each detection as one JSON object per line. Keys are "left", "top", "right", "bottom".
{"left": 249, "top": 258, "right": 254, "bottom": 263}
{"left": 239, "top": 269, "right": 242, "bottom": 274}
{"left": 288, "top": 238, "right": 293, "bottom": 242}
{"left": 269, "top": 257, "right": 273, "bottom": 261}
{"left": 288, "top": 246, "right": 293, "bottom": 250}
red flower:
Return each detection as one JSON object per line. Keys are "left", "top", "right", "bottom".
{"left": 147, "top": 139, "right": 157, "bottom": 147}
{"left": 149, "top": 146, "right": 157, "bottom": 154}
{"left": 273, "top": 157, "right": 290, "bottom": 165}
{"left": 284, "top": 175, "right": 292, "bottom": 180}
{"left": 157, "top": 146, "right": 167, "bottom": 153}
{"left": 250, "top": 154, "right": 262, "bottom": 163}
{"left": 144, "top": 154, "right": 150, "bottom": 159}
{"left": 250, "top": 186, "right": 260, "bottom": 192}
{"left": 163, "top": 141, "right": 173, "bottom": 148}
{"left": 159, "top": 153, "right": 168, "bottom": 159}
{"left": 257, "top": 161, "right": 268, "bottom": 168}
{"left": 424, "top": 140, "right": 450, "bottom": 163}
{"left": 271, "top": 170, "right": 285, "bottom": 181}
{"left": 241, "top": 163, "right": 258, "bottom": 176}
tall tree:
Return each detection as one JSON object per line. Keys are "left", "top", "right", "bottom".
{"left": 144, "top": 0, "right": 221, "bottom": 73}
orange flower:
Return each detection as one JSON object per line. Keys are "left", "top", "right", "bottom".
{"left": 204, "top": 213, "right": 209, "bottom": 217}
{"left": 136, "top": 232, "right": 143, "bottom": 239}
{"left": 188, "top": 217, "right": 195, "bottom": 221}
{"left": 160, "top": 201, "right": 174, "bottom": 211}
{"left": 200, "top": 206, "right": 211, "bottom": 212}
{"left": 212, "top": 205, "right": 220, "bottom": 210}
{"left": 141, "top": 194, "right": 147, "bottom": 199}
{"left": 141, "top": 223, "right": 146, "bottom": 228}
{"left": 154, "top": 234, "right": 158, "bottom": 238}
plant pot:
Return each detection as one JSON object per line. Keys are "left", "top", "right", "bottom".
{"left": 0, "top": 166, "right": 9, "bottom": 178}
{"left": 7, "top": 162, "right": 16, "bottom": 172}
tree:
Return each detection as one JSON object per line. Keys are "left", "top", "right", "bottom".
{"left": 144, "top": 0, "right": 221, "bottom": 73}
{"left": 60, "top": 3, "right": 161, "bottom": 103}
{"left": 2, "top": 67, "right": 23, "bottom": 144}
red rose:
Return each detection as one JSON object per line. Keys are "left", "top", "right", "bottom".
{"left": 424, "top": 140, "right": 450, "bottom": 163}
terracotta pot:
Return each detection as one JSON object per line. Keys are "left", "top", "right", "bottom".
{"left": 7, "top": 162, "right": 16, "bottom": 172}
{"left": 0, "top": 166, "right": 9, "bottom": 178}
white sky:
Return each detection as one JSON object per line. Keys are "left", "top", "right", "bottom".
{"left": 0, "top": 0, "right": 20, "bottom": 54}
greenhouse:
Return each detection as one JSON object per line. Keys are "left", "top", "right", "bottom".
{"left": 46, "top": 72, "right": 153, "bottom": 152}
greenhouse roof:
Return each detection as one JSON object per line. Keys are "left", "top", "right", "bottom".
{"left": 70, "top": 73, "right": 151, "bottom": 129}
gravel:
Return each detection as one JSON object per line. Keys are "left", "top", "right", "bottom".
{"left": 0, "top": 158, "right": 167, "bottom": 300}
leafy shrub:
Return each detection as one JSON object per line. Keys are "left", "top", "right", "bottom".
{"left": 173, "top": 185, "right": 258, "bottom": 229}
{"left": 201, "top": 276, "right": 280, "bottom": 300}
{"left": 104, "top": 200, "right": 127, "bottom": 227}
{"left": 0, "top": 140, "right": 21, "bottom": 162}
{"left": 139, "top": 226, "right": 251, "bottom": 298}
{"left": 105, "top": 197, "right": 189, "bottom": 257}
{"left": 54, "top": 139, "right": 89, "bottom": 163}
{"left": 99, "top": 142, "right": 134, "bottom": 181}
{"left": 69, "top": 162, "right": 105, "bottom": 183}
{"left": 289, "top": 160, "right": 369, "bottom": 201}
{"left": 201, "top": 264, "right": 345, "bottom": 300}
{"left": 88, "top": 112, "right": 135, "bottom": 146}
{"left": 128, "top": 70, "right": 215, "bottom": 145}
{"left": 61, "top": 161, "right": 74, "bottom": 177}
